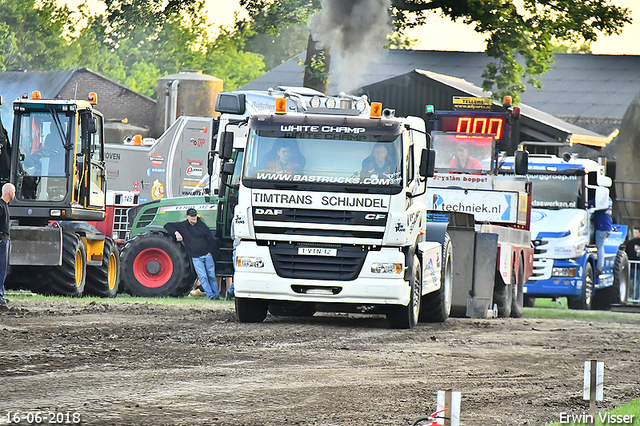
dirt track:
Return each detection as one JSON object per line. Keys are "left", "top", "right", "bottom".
{"left": 1, "top": 299, "right": 640, "bottom": 426}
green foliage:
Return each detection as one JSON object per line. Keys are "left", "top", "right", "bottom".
{"left": 0, "top": 0, "right": 265, "bottom": 99}
{"left": 0, "top": 0, "right": 80, "bottom": 71}
{"left": 240, "top": 0, "right": 631, "bottom": 102}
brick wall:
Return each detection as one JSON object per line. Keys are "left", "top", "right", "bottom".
{"left": 58, "top": 70, "right": 158, "bottom": 137}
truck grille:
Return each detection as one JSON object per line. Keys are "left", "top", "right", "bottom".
{"left": 112, "top": 206, "right": 131, "bottom": 243}
{"left": 269, "top": 243, "right": 367, "bottom": 281}
{"left": 252, "top": 207, "right": 387, "bottom": 244}
{"left": 533, "top": 240, "right": 549, "bottom": 255}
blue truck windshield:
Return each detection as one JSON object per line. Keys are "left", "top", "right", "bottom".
{"left": 529, "top": 174, "right": 584, "bottom": 209}
{"left": 242, "top": 130, "right": 402, "bottom": 188}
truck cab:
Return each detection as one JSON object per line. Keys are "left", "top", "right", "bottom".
{"left": 500, "top": 154, "right": 628, "bottom": 309}
{"left": 228, "top": 93, "right": 455, "bottom": 329}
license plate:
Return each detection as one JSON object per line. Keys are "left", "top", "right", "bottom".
{"left": 298, "top": 247, "right": 337, "bottom": 256}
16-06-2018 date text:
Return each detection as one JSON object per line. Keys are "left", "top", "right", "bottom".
{"left": 5, "top": 412, "right": 81, "bottom": 424}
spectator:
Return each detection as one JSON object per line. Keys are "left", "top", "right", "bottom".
{"left": 164, "top": 208, "right": 220, "bottom": 300}
{"left": 625, "top": 227, "right": 640, "bottom": 300}
{"left": 0, "top": 183, "right": 16, "bottom": 306}
{"left": 591, "top": 196, "right": 613, "bottom": 275}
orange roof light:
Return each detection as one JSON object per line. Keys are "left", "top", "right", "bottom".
{"left": 502, "top": 96, "right": 512, "bottom": 108}
{"left": 370, "top": 102, "right": 382, "bottom": 119}
{"left": 88, "top": 92, "right": 98, "bottom": 105}
{"left": 133, "top": 134, "right": 143, "bottom": 146}
{"left": 275, "top": 98, "right": 287, "bottom": 114}
{"left": 32, "top": 91, "right": 41, "bottom": 100}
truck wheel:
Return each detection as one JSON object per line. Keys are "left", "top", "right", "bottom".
{"left": 269, "top": 302, "right": 316, "bottom": 317}
{"left": 568, "top": 262, "right": 594, "bottom": 310}
{"left": 42, "top": 232, "right": 87, "bottom": 297}
{"left": 235, "top": 297, "right": 268, "bottom": 323}
{"left": 120, "top": 231, "right": 195, "bottom": 297}
{"left": 594, "top": 250, "right": 629, "bottom": 309}
{"left": 494, "top": 266, "right": 514, "bottom": 318}
{"left": 420, "top": 233, "right": 453, "bottom": 323}
{"left": 510, "top": 258, "right": 525, "bottom": 318}
{"left": 388, "top": 253, "right": 422, "bottom": 329}
{"left": 524, "top": 296, "right": 536, "bottom": 307}
{"left": 85, "top": 238, "right": 120, "bottom": 298}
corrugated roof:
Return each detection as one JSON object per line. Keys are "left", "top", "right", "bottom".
{"left": 240, "top": 49, "right": 640, "bottom": 121}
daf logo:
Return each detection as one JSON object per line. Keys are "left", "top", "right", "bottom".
{"left": 255, "top": 208, "right": 283, "bottom": 215}
{"left": 364, "top": 213, "right": 386, "bottom": 220}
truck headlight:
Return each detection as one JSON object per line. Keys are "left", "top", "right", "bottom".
{"left": 236, "top": 256, "right": 264, "bottom": 268}
{"left": 371, "top": 263, "right": 402, "bottom": 274}
{"left": 552, "top": 267, "right": 576, "bottom": 277}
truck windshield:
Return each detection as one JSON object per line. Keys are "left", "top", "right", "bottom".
{"left": 16, "top": 111, "right": 70, "bottom": 201}
{"left": 431, "top": 133, "right": 494, "bottom": 173}
{"left": 529, "top": 174, "right": 584, "bottom": 209}
{"left": 242, "top": 130, "right": 402, "bottom": 188}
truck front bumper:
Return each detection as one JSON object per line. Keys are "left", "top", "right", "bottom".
{"left": 234, "top": 243, "right": 411, "bottom": 305}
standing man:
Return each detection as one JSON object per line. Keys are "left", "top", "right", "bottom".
{"left": 164, "top": 208, "right": 220, "bottom": 300}
{"left": 0, "top": 183, "right": 16, "bottom": 306}
{"left": 592, "top": 196, "right": 613, "bottom": 275}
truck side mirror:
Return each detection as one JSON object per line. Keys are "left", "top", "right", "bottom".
{"left": 88, "top": 117, "right": 97, "bottom": 134}
{"left": 514, "top": 150, "right": 528, "bottom": 175}
{"left": 419, "top": 148, "right": 436, "bottom": 178}
{"left": 219, "top": 131, "right": 233, "bottom": 160}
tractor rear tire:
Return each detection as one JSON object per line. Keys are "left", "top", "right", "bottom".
{"left": 85, "top": 238, "right": 120, "bottom": 298}
{"left": 120, "top": 231, "right": 195, "bottom": 297}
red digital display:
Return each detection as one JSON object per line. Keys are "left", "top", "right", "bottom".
{"left": 441, "top": 116, "right": 504, "bottom": 140}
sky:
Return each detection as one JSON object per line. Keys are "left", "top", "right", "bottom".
{"left": 62, "top": 0, "right": 640, "bottom": 55}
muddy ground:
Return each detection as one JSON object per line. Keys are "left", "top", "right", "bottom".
{"left": 1, "top": 299, "right": 640, "bottom": 426}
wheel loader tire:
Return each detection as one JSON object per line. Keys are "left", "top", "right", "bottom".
{"left": 40, "top": 232, "right": 87, "bottom": 297}
{"left": 85, "top": 238, "right": 120, "bottom": 298}
{"left": 420, "top": 232, "right": 454, "bottom": 323}
{"left": 120, "top": 231, "right": 195, "bottom": 297}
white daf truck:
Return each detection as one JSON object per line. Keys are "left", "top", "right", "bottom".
{"left": 228, "top": 93, "right": 459, "bottom": 328}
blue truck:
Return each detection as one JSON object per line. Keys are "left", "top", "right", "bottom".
{"left": 500, "top": 154, "right": 628, "bottom": 309}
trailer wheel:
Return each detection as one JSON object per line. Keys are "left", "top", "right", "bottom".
{"left": 420, "top": 233, "right": 453, "bottom": 323}
{"left": 388, "top": 253, "right": 422, "bottom": 329}
{"left": 85, "top": 238, "right": 120, "bottom": 298}
{"left": 235, "top": 297, "right": 268, "bottom": 323}
{"left": 510, "top": 258, "right": 525, "bottom": 318}
{"left": 568, "top": 262, "right": 594, "bottom": 310}
{"left": 494, "top": 266, "right": 514, "bottom": 318}
{"left": 594, "top": 250, "right": 629, "bottom": 310}
{"left": 41, "top": 232, "right": 87, "bottom": 297}
{"left": 120, "top": 231, "right": 195, "bottom": 297}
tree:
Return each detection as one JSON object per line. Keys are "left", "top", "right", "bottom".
{"left": 0, "top": 0, "right": 80, "bottom": 71}
{"left": 239, "top": 0, "right": 631, "bottom": 102}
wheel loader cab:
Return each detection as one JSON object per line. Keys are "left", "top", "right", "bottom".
{"left": 9, "top": 95, "right": 106, "bottom": 224}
